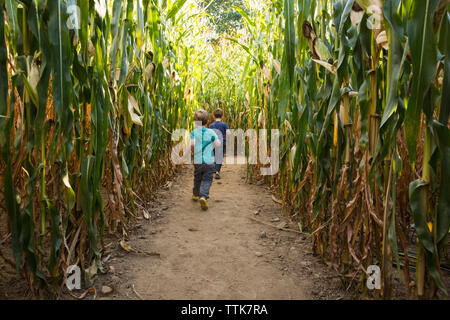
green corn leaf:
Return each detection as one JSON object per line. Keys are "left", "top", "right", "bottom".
{"left": 5, "top": 0, "right": 20, "bottom": 43}
{"left": 167, "top": 0, "right": 188, "bottom": 21}
{"left": 283, "top": 0, "right": 296, "bottom": 86}
{"left": 424, "top": 250, "right": 449, "bottom": 296}
{"left": 338, "top": 0, "right": 355, "bottom": 35}
{"left": 0, "top": 2, "right": 22, "bottom": 272}
{"left": 277, "top": 0, "right": 296, "bottom": 120}
{"left": 380, "top": 0, "right": 406, "bottom": 129}
{"left": 23, "top": 164, "right": 45, "bottom": 282}
{"left": 79, "top": 0, "right": 89, "bottom": 62}
{"left": 433, "top": 121, "right": 450, "bottom": 248}
{"left": 48, "top": 0, "right": 73, "bottom": 134}
{"left": 47, "top": 200, "right": 62, "bottom": 274}
{"left": 81, "top": 155, "right": 99, "bottom": 257}
{"left": 118, "top": 20, "right": 129, "bottom": 86}
{"left": 232, "top": 6, "right": 255, "bottom": 28}
{"left": 439, "top": 12, "right": 450, "bottom": 123}
{"left": 224, "top": 37, "right": 258, "bottom": 63}
{"left": 21, "top": 72, "right": 39, "bottom": 108}
{"left": 409, "top": 179, "right": 434, "bottom": 253}
{"left": 408, "top": 177, "right": 447, "bottom": 296}
{"left": 389, "top": 147, "right": 403, "bottom": 283}
{"left": 405, "top": 0, "right": 440, "bottom": 164}
{"left": 110, "top": 0, "right": 123, "bottom": 78}
{"left": 0, "top": 2, "right": 8, "bottom": 120}
{"left": 137, "top": 0, "right": 145, "bottom": 50}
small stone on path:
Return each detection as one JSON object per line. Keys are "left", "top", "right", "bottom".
{"left": 101, "top": 285, "right": 113, "bottom": 295}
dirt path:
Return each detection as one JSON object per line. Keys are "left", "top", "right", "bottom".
{"left": 94, "top": 163, "right": 346, "bottom": 300}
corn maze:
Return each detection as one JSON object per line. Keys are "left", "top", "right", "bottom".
{"left": 0, "top": 0, "right": 449, "bottom": 300}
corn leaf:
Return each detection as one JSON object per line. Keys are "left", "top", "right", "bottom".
{"left": 405, "top": 0, "right": 440, "bottom": 164}
{"left": 167, "top": 0, "right": 188, "bottom": 21}
{"left": 48, "top": 0, "right": 73, "bottom": 134}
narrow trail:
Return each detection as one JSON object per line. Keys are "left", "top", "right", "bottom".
{"left": 101, "top": 163, "right": 345, "bottom": 300}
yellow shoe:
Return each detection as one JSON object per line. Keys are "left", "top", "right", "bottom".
{"left": 192, "top": 195, "right": 199, "bottom": 201}
{"left": 199, "top": 197, "right": 208, "bottom": 211}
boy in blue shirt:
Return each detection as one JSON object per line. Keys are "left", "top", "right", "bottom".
{"left": 190, "top": 109, "right": 221, "bottom": 211}
{"left": 209, "top": 109, "right": 230, "bottom": 180}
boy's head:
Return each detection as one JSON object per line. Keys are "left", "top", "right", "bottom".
{"left": 194, "top": 109, "right": 209, "bottom": 126}
{"left": 213, "top": 109, "right": 223, "bottom": 120}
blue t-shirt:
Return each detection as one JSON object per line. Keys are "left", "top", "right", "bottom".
{"left": 209, "top": 121, "right": 229, "bottom": 147}
{"left": 190, "top": 127, "right": 218, "bottom": 164}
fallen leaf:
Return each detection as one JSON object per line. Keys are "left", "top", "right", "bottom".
{"left": 277, "top": 222, "right": 287, "bottom": 229}
{"left": 132, "top": 284, "right": 144, "bottom": 300}
{"left": 69, "top": 287, "right": 97, "bottom": 300}
{"left": 271, "top": 195, "right": 283, "bottom": 205}
{"left": 120, "top": 240, "right": 134, "bottom": 253}
{"left": 120, "top": 239, "right": 160, "bottom": 257}
{"left": 85, "top": 261, "right": 98, "bottom": 286}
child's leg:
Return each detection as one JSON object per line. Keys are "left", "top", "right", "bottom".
{"left": 199, "top": 164, "right": 215, "bottom": 199}
{"left": 215, "top": 145, "right": 225, "bottom": 173}
{"left": 193, "top": 165, "right": 202, "bottom": 196}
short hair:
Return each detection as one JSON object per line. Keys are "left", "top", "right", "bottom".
{"left": 213, "top": 109, "right": 223, "bottom": 119}
{"left": 194, "top": 109, "right": 209, "bottom": 125}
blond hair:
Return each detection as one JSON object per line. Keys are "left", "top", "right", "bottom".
{"left": 194, "top": 109, "right": 209, "bottom": 125}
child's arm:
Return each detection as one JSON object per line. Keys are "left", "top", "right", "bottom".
{"left": 214, "top": 139, "right": 221, "bottom": 148}
{"left": 213, "top": 131, "right": 221, "bottom": 148}
{"left": 225, "top": 123, "right": 231, "bottom": 136}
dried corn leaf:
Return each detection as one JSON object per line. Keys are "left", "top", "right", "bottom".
{"left": 312, "top": 59, "right": 336, "bottom": 74}
{"left": 120, "top": 240, "right": 134, "bottom": 253}
{"left": 128, "top": 95, "right": 143, "bottom": 126}
{"left": 271, "top": 195, "right": 283, "bottom": 205}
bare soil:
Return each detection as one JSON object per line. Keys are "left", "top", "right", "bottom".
{"left": 92, "top": 163, "right": 346, "bottom": 300}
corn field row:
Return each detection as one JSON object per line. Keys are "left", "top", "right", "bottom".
{"left": 0, "top": 0, "right": 449, "bottom": 299}
{"left": 220, "top": 0, "right": 450, "bottom": 299}
{"left": 0, "top": 0, "right": 217, "bottom": 295}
